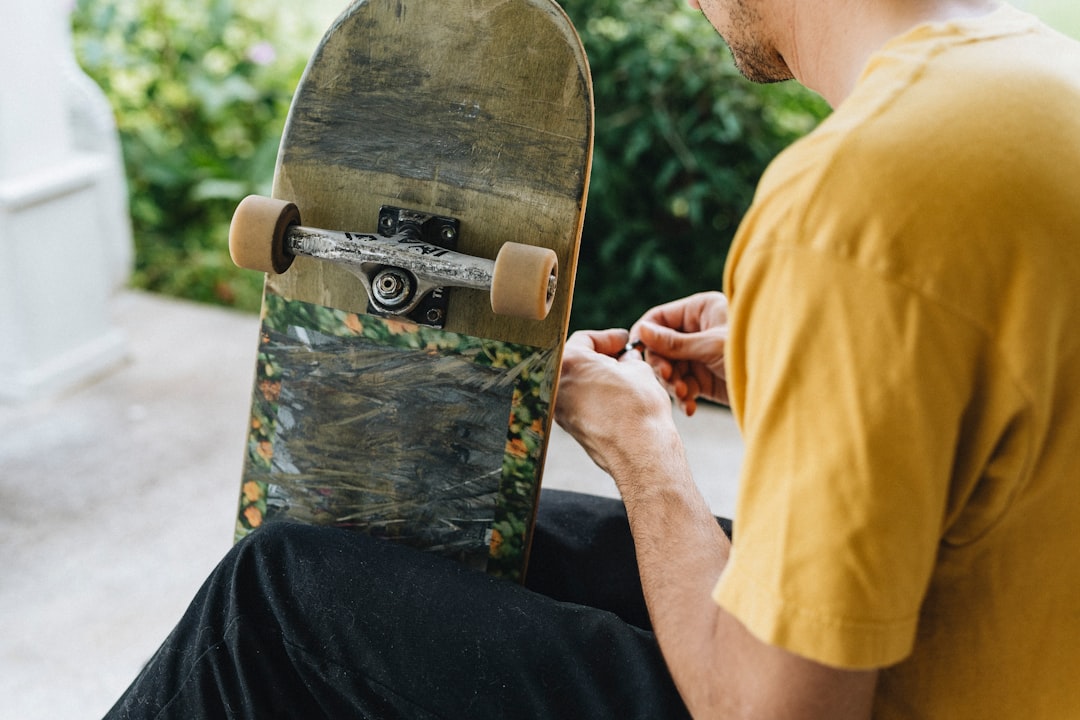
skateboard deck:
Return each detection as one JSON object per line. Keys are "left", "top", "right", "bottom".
{"left": 231, "top": 0, "right": 592, "bottom": 581}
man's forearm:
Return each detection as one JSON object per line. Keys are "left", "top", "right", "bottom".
{"left": 614, "top": 427, "right": 879, "bottom": 720}
{"left": 612, "top": 427, "right": 735, "bottom": 715}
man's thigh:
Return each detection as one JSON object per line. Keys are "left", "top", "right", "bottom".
{"left": 107, "top": 489, "right": 693, "bottom": 719}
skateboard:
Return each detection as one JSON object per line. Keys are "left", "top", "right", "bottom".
{"left": 228, "top": 0, "right": 592, "bottom": 582}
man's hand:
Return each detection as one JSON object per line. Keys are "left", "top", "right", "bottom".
{"left": 631, "top": 291, "right": 730, "bottom": 415}
{"left": 554, "top": 329, "right": 678, "bottom": 484}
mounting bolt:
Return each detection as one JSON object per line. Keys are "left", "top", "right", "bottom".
{"left": 426, "top": 307, "right": 444, "bottom": 325}
{"left": 440, "top": 225, "right": 457, "bottom": 243}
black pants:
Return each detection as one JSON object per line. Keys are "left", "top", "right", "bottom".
{"left": 105, "top": 490, "right": 732, "bottom": 719}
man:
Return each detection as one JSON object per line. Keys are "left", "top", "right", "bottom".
{"left": 108, "top": 1, "right": 1080, "bottom": 718}
{"left": 558, "top": 0, "right": 1080, "bottom": 716}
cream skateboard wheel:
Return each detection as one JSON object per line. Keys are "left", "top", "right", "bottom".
{"left": 229, "top": 195, "right": 300, "bottom": 275}
{"left": 490, "top": 242, "right": 558, "bottom": 321}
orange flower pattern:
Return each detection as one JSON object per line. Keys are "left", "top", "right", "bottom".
{"left": 243, "top": 505, "right": 263, "bottom": 528}
{"left": 242, "top": 480, "right": 263, "bottom": 503}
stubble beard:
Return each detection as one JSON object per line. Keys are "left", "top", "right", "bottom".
{"left": 712, "top": 0, "right": 794, "bottom": 84}
{"left": 726, "top": 40, "right": 794, "bottom": 84}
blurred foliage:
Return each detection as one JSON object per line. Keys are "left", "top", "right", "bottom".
{"left": 558, "top": 0, "right": 830, "bottom": 330}
{"left": 71, "top": 0, "right": 311, "bottom": 310}
{"left": 72, "top": 0, "right": 828, "bottom": 324}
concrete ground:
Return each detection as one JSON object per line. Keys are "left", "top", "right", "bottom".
{"left": 0, "top": 291, "right": 743, "bottom": 719}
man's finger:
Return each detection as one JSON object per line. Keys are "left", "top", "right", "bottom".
{"left": 566, "top": 328, "right": 630, "bottom": 357}
{"left": 638, "top": 322, "right": 722, "bottom": 362}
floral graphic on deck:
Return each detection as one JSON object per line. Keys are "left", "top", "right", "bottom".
{"left": 236, "top": 291, "right": 555, "bottom": 581}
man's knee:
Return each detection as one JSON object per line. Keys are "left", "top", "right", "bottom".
{"left": 223, "top": 522, "right": 343, "bottom": 599}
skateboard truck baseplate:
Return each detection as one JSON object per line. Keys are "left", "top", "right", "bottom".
{"left": 369, "top": 206, "right": 460, "bottom": 327}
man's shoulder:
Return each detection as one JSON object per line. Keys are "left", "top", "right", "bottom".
{"left": 756, "top": 19, "right": 1080, "bottom": 232}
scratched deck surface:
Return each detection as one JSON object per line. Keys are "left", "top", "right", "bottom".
{"left": 235, "top": 0, "right": 592, "bottom": 580}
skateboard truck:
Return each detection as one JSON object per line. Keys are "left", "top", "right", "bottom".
{"left": 229, "top": 195, "right": 558, "bottom": 326}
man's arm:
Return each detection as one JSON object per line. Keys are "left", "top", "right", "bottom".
{"left": 616, "top": 441, "right": 878, "bottom": 719}
{"left": 555, "top": 329, "right": 878, "bottom": 719}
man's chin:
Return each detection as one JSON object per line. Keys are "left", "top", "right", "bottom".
{"left": 727, "top": 44, "right": 795, "bottom": 84}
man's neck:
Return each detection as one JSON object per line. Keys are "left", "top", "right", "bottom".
{"left": 780, "top": 0, "right": 1002, "bottom": 106}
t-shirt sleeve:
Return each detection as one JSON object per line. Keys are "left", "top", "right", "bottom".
{"left": 714, "top": 234, "right": 983, "bottom": 669}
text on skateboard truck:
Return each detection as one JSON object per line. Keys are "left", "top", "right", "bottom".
{"left": 229, "top": 195, "right": 559, "bottom": 326}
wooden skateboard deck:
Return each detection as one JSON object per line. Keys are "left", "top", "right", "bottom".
{"left": 232, "top": 0, "right": 592, "bottom": 581}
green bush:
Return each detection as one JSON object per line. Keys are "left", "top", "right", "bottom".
{"left": 558, "top": 0, "right": 830, "bottom": 330}
{"left": 72, "top": 0, "right": 310, "bottom": 311}
{"left": 73, "top": 0, "right": 828, "bottom": 324}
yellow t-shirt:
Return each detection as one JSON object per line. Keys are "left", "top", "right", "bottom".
{"left": 715, "top": 5, "right": 1080, "bottom": 718}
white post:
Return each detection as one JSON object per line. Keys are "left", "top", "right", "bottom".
{"left": 0, "top": 0, "right": 132, "bottom": 403}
